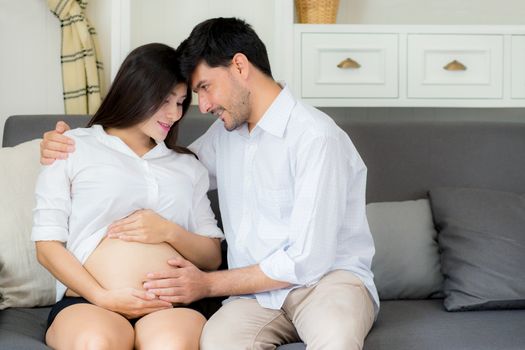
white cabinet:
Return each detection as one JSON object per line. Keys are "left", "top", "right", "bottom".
{"left": 273, "top": 0, "right": 525, "bottom": 107}
{"left": 407, "top": 34, "right": 503, "bottom": 99}
{"left": 287, "top": 25, "right": 525, "bottom": 107}
{"left": 301, "top": 33, "right": 398, "bottom": 99}
{"left": 511, "top": 35, "right": 525, "bottom": 99}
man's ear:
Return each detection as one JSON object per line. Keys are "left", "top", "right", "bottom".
{"left": 231, "top": 53, "right": 250, "bottom": 79}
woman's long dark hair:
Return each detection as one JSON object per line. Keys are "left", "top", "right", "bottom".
{"left": 87, "top": 43, "right": 194, "bottom": 156}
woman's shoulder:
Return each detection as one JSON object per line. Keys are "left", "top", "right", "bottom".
{"left": 63, "top": 126, "right": 95, "bottom": 139}
{"left": 170, "top": 150, "right": 201, "bottom": 165}
{"left": 168, "top": 150, "right": 208, "bottom": 175}
{"left": 62, "top": 126, "right": 104, "bottom": 155}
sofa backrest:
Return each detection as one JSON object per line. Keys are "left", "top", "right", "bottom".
{"left": 4, "top": 114, "right": 525, "bottom": 203}
{"left": 338, "top": 118, "right": 525, "bottom": 202}
{"left": 5, "top": 113, "right": 525, "bottom": 301}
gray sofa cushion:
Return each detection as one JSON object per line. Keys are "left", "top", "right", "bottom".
{"left": 367, "top": 199, "right": 443, "bottom": 300}
{"left": 364, "top": 300, "right": 525, "bottom": 350}
{"left": 0, "top": 307, "right": 50, "bottom": 349}
{"left": 429, "top": 187, "right": 525, "bottom": 311}
{"left": 4, "top": 301, "right": 525, "bottom": 350}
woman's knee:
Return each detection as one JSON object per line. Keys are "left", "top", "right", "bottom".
{"left": 74, "top": 333, "right": 112, "bottom": 350}
{"left": 45, "top": 305, "right": 134, "bottom": 350}
{"left": 75, "top": 327, "right": 134, "bottom": 350}
{"left": 135, "top": 308, "right": 205, "bottom": 350}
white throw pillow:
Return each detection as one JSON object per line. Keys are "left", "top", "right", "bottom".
{"left": 0, "top": 139, "right": 55, "bottom": 309}
{"left": 367, "top": 199, "right": 443, "bottom": 300}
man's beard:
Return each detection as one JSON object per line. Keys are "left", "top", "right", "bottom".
{"left": 223, "top": 78, "right": 251, "bottom": 131}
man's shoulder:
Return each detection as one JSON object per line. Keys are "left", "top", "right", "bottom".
{"left": 288, "top": 102, "right": 341, "bottom": 139}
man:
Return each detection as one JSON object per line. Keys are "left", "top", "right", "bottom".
{"left": 40, "top": 17, "right": 378, "bottom": 350}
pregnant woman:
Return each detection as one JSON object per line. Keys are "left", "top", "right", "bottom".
{"left": 31, "top": 43, "right": 223, "bottom": 350}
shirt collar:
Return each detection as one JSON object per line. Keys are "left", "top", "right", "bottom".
{"left": 91, "top": 124, "right": 171, "bottom": 159}
{"left": 143, "top": 141, "right": 171, "bottom": 159}
{"left": 253, "top": 84, "right": 296, "bottom": 139}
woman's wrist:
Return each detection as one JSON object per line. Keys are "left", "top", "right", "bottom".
{"left": 163, "top": 220, "right": 181, "bottom": 245}
{"left": 89, "top": 287, "right": 109, "bottom": 307}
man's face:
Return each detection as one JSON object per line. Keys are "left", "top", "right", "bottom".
{"left": 191, "top": 62, "right": 251, "bottom": 131}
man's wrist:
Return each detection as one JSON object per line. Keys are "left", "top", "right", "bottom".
{"left": 202, "top": 270, "right": 218, "bottom": 298}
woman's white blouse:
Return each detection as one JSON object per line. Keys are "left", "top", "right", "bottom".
{"left": 31, "top": 125, "right": 223, "bottom": 300}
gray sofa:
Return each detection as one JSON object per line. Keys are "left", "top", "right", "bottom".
{"left": 2, "top": 114, "right": 525, "bottom": 350}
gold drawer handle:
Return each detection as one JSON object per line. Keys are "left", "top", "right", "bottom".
{"left": 337, "top": 58, "right": 361, "bottom": 69}
{"left": 443, "top": 60, "right": 467, "bottom": 71}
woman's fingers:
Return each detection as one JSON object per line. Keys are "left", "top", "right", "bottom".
{"left": 116, "top": 232, "right": 145, "bottom": 241}
{"left": 108, "top": 214, "right": 137, "bottom": 229}
{"left": 108, "top": 221, "right": 139, "bottom": 236}
{"left": 132, "top": 288, "right": 157, "bottom": 300}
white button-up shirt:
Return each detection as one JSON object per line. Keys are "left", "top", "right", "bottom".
{"left": 190, "top": 86, "right": 379, "bottom": 312}
{"left": 32, "top": 125, "right": 223, "bottom": 301}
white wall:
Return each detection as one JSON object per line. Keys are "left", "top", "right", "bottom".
{"left": 0, "top": 0, "right": 63, "bottom": 145}
{"left": 0, "top": 0, "right": 112, "bottom": 146}
{"left": 129, "top": 0, "right": 276, "bottom": 70}
{"left": 337, "top": 0, "right": 525, "bottom": 25}
{"left": 2, "top": 0, "right": 525, "bottom": 145}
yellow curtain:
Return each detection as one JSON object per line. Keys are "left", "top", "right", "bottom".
{"left": 48, "top": 0, "right": 104, "bottom": 114}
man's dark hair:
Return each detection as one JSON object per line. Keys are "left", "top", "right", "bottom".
{"left": 87, "top": 43, "right": 194, "bottom": 156}
{"left": 178, "top": 17, "right": 272, "bottom": 83}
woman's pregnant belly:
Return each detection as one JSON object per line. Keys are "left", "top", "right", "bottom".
{"left": 81, "top": 237, "right": 181, "bottom": 291}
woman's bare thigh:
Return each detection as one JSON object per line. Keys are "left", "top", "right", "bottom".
{"left": 46, "top": 303, "right": 134, "bottom": 350}
{"left": 134, "top": 308, "right": 206, "bottom": 350}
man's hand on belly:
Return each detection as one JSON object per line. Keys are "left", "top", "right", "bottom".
{"left": 99, "top": 287, "right": 173, "bottom": 319}
{"left": 143, "top": 257, "right": 211, "bottom": 304}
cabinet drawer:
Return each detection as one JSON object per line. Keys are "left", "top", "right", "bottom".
{"left": 301, "top": 33, "right": 398, "bottom": 98}
{"left": 512, "top": 35, "right": 525, "bottom": 99}
{"left": 407, "top": 34, "right": 503, "bottom": 99}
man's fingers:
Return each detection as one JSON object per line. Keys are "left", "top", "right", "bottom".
{"left": 55, "top": 121, "right": 71, "bottom": 133}
{"left": 41, "top": 148, "right": 69, "bottom": 160}
{"left": 145, "top": 268, "right": 181, "bottom": 280}
{"left": 48, "top": 138, "right": 75, "bottom": 151}
{"left": 143, "top": 276, "right": 180, "bottom": 289}
{"left": 41, "top": 157, "right": 56, "bottom": 166}
{"left": 167, "top": 256, "right": 191, "bottom": 268}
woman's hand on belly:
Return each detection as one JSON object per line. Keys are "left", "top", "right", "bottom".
{"left": 98, "top": 287, "right": 173, "bottom": 319}
{"left": 107, "top": 209, "right": 172, "bottom": 244}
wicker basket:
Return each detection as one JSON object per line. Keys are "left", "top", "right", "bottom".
{"left": 295, "top": 0, "right": 340, "bottom": 24}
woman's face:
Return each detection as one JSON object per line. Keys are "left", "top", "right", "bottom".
{"left": 139, "top": 83, "right": 188, "bottom": 142}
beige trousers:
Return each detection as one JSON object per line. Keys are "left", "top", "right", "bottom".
{"left": 200, "top": 270, "right": 375, "bottom": 350}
